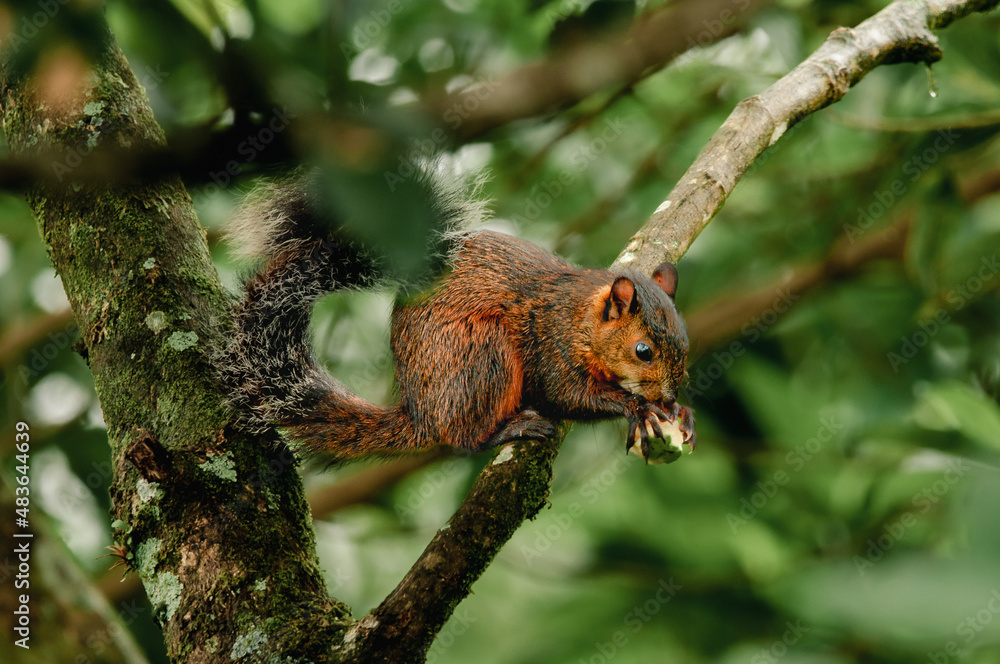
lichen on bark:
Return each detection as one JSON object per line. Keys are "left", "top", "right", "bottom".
{"left": 1, "top": 20, "right": 350, "bottom": 664}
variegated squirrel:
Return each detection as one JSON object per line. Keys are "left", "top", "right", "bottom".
{"left": 218, "top": 174, "right": 695, "bottom": 461}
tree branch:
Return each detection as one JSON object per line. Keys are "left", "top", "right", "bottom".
{"left": 0, "top": 307, "right": 75, "bottom": 364}
{"left": 431, "top": 0, "right": 769, "bottom": 139}
{"left": 685, "top": 215, "right": 911, "bottom": 353}
{"left": 342, "top": 437, "right": 561, "bottom": 663}
{"left": 613, "top": 0, "right": 1000, "bottom": 274}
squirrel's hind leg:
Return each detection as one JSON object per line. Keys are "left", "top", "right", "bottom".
{"left": 475, "top": 409, "right": 558, "bottom": 452}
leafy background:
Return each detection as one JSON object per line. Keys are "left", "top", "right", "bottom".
{"left": 2, "top": 0, "right": 1000, "bottom": 662}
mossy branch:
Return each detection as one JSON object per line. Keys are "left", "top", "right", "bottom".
{"left": 341, "top": 437, "right": 561, "bottom": 663}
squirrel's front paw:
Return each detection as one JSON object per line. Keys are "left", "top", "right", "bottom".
{"left": 626, "top": 403, "right": 696, "bottom": 465}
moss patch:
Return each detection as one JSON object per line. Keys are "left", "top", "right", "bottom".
{"left": 199, "top": 451, "right": 238, "bottom": 482}
{"left": 166, "top": 330, "right": 198, "bottom": 351}
{"left": 148, "top": 571, "right": 183, "bottom": 623}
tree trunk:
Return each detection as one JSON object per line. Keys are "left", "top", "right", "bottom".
{"left": 1, "top": 22, "right": 350, "bottom": 663}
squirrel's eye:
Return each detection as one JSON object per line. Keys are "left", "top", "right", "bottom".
{"left": 634, "top": 341, "right": 653, "bottom": 363}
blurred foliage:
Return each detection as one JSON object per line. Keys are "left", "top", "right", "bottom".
{"left": 2, "top": 0, "right": 1000, "bottom": 663}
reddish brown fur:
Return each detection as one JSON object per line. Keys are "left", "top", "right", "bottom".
{"left": 287, "top": 230, "right": 690, "bottom": 460}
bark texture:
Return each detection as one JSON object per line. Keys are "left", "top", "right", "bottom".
{"left": 341, "top": 437, "right": 561, "bottom": 663}
{"left": 1, "top": 22, "right": 349, "bottom": 663}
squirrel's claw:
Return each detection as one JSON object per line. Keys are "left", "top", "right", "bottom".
{"left": 626, "top": 416, "right": 651, "bottom": 456}
{"left": 646, "top": 416, "right": 664, "bottom": 441}
{"left": 646, "top": 401, "right": 669, "bottom": 422}
{"left": 677, "top": 404, "right": 696, "bottom": 451}
{"left": 627, "top": 420, "right": 651, "bottom": 462}
{"left": 626, "top": 406, "right": 669, "bottom": 461}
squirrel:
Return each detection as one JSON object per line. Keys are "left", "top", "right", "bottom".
{"left": 218, "top": 172, "right": 695, "bottom": 462}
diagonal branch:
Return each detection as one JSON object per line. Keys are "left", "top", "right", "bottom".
{"left": 342, "top": 437, "right": 562, "bottom": 663}
{"left": 432, "top": 0, "right": 770, "bottom": 139}
{"left": 612, "top": 0, "right": 1000, "bottom": 274}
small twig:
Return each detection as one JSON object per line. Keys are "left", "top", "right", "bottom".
{"left": 830, "top": 108, "right": 1000, "bottom": 132}
{"left": 0, "top": 307, "right": 76, "bottom": 361}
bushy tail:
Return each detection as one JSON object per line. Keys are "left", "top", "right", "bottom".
{"left": 217, "top": 169, "right": 486, "bottom": 459}
{"left": 216, "top": 177, "right": 379, "bottom": 435}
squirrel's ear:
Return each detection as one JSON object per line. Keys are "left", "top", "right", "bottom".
{"left": 605, "top": 276, "right": 639, "bottom": 321}
{"left": 652, "top": 262, "right": 678, "bottom": 299}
